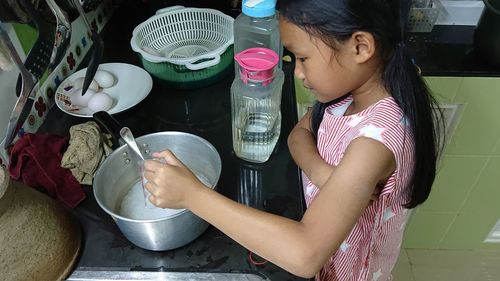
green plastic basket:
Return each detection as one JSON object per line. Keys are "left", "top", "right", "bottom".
{"left": 138, "top": 46, "right": 234, "bottom": 89}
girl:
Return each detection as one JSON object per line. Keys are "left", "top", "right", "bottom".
{"left": 143, "top": 0, "right": 441, "bottom": 280}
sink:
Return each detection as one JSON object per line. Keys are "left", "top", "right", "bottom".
{"left": 66, "top": 268, "right": 271, "bottom": 281}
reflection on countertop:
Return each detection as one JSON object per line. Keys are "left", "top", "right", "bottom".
{"left": 407, "top": 25, "right": 500, "bottom": 77}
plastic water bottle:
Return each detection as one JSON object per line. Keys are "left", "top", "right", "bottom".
{"left": 233, "top": 0, "right": 282, "bottom": 72}
{"left": 231, "top": 48, "right": 284, "bottom": 163}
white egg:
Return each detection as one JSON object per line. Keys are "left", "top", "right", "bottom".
{"left": 71, "top": 77, "right": 99, "bottom": 91}
{"left": 87, "top": 92, "right": 114, "bottom": 112}
{"left": 94, "top": 70, "right": 115, "bottom": 88}
{"left": 70, "top": 88, "right": 96, "bottom": 107}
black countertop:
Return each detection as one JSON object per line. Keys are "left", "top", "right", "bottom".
{"left": 37, "top": 2, "right": 500, "bottom": 281}
{"left": 407, "top": 25, "right": 500, "bottom": 77}
{"left": 38, "top": 1, "right": 307, "bottom": 280}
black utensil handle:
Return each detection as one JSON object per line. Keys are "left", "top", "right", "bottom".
{"left": 93, "top": 111, "right": 122, "bottom": 148}
{"left": 81, "top": 32, "right": 103, "bottom": 95}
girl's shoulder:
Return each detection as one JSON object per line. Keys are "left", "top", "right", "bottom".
{"left": 337, "top": 97, "right": 411, "bottom": 153}
{"left": 322, "top": 96, "right": 409, "bottom": 140}
{"left": 360, "top": 97, "right": 402, "bottom": 118}
{"left": 326, "top": 95, "right": 403, "bottom": 119}
{"left": 357, "top": 97, "right": 406, "bottom": 129}
{"left": 356, "top": 98, "right": 413, "bottom": 157}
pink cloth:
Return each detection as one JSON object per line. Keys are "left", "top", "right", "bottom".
{"left": 9, "top": 133, "right": 85, "bottom": 208}
{"left": 302, "top": 96, "right": 415, "bottom": 281}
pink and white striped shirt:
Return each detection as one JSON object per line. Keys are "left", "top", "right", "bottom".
{"left": 302, "top": 96, "right": 414, "bottom": 281}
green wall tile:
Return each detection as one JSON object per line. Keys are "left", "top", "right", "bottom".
{"left": 447, "top": 77, "right": 500, "bottom": 155}
{"left": 493, "top": 138, "right": 500, "bottom": 155}
{"left": 403, "top": 210, "right": 456, "bottom": 249}
{"left": 479, "top": 241, "right": 500, "bottom": 250}
{"left": 439, "top": 211, "right": 499, "bottom": 250}
{"left": 407, "top": 249, "right": 484, "bottom": 281}
{"left": 420, "top": 156, "right": 487, "bottom": 213}
{"left": 11, "top": 23, "right": 37, "bottom": 55}
{"left": 478, "top": 243, "right": 500, "bottom": 253}
{"left": 461, "top": 157, "right": 500, "bottom": 214}
{"left": 402, "top": 77, "right": 500, "bottom": 251}
{"left": 392, "top": 250, "right": 415, "bottom": 281}
{"left": 491, "top": 130, "right": 500, "bottom": 155}
{"left": 294, "top": 76, "right": 316, "bottom": 105}
{"left": 424, "top": 76, "right": 463, "bottom": 103}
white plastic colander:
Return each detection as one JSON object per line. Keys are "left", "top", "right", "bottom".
{"left": 130, "top": 6, "right": 234, "bottom": 70}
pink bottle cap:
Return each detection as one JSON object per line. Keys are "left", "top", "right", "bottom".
{"left": 235, "top": 47, "right": 278, "bottom": 86}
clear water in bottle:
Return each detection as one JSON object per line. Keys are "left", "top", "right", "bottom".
{"left": 233, "top": 106, "right": 282, "bottom": 163}
{"left": 231, "top": 47, "right": 284, "bottom": 163}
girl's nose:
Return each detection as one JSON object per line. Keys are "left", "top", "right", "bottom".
{"left": 294, "top": 62, "right": 305, "bottom": 80}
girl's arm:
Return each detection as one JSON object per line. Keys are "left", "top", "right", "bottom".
{"left": 288, "top": 109, "right": 334, "bottom": 187}
{"left": 144, "top": 137, "right": 395, "bottom": 278}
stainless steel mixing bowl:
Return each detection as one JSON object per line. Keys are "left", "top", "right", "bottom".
{"left": 93, "top": 131, "right": 221, "bottom": 251}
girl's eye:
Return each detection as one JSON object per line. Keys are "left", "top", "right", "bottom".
{"left": 297, "top": 57, "right": 306, "bottom": 63}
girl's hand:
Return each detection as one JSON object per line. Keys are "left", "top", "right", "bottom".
{"left": 288, "top": 109, "right": 337, "bottom": 188}
{"left": 143, "top": 150, "right": 205, "bottom": 209}
{"left": 288, "top": 109, "right": 337, "bottom": 189}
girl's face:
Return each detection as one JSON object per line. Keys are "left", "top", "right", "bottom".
{"left": 279, "top": 19, "right": 362, "bottom": 103}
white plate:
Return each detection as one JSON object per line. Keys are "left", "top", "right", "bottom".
{"left": 55, "top": 63, "right": 153, "bottom": 117}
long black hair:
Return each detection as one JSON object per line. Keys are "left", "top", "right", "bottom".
{"left": 278, "top": 0, "right": 442, "bottom": 208}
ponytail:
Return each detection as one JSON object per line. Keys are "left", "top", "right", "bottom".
{"left": 383, "top": 44, "right": 442, "bottom": 208}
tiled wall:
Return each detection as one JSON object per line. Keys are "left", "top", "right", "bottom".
{"left": 404, "top": 76, "right": 500, "bottom": 251}
{"left": 295, "top": 76, "right": 500, "bottom": 251}
{"left": 393, "top": 248, "right": 500, "bottom": 281}
{"left": 0, "top": 1, "right": 117, "bottom": 166}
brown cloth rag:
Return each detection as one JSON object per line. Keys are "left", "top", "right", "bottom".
{"left": 61, "top": 121, "right": 112, "bottom": 185}
{"left": 9, "top": 133, "right": 85, "bottom": 208}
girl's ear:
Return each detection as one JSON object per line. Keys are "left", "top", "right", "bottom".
{"left": 350, "top": 31, "right": 376, "bottom": 64}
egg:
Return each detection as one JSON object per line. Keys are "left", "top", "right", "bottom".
{"left": 87, "top": 92, "right": 114, "bottom": 112}
{"left": 71, "top": 77, "right": 99, "bottom": 92}
{"left": 93, "top": 70, "right": 115, "bottom": 88}
{"left": 70, "top": 88, "right": 96, "bottom": 107}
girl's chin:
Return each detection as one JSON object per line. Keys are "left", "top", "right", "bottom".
{"left": 315, "top": 95, "right": 331, "bottom": 104}
{"left": 315, "top": 92, "right": 347, "bottom": 104}
{"left": 305, "top": 89, "right": 339, "bottom": 104}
